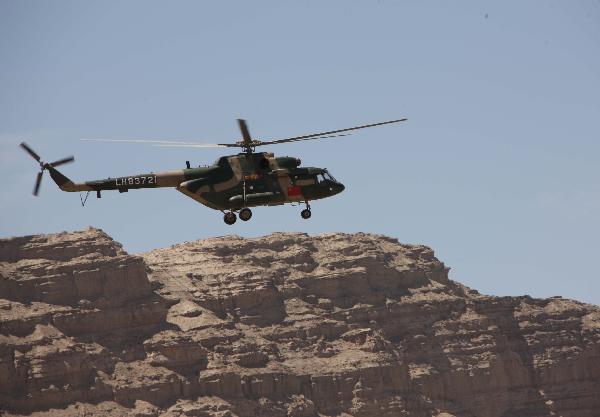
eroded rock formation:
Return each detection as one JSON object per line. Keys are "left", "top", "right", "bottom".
{"left": 0, "top": 228, "right": 599, "bottom": 417}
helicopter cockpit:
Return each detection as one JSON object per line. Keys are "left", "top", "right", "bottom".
{"left": 316, "top": 169, "right": 337, "bottom": 184}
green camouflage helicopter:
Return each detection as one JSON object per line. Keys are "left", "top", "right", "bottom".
{"left": 20, "top": 118, "right": 405, "bottom": 224}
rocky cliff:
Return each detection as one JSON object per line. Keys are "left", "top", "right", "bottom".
{"left": 0, "top": 228, "right": 599, "bottom": 417}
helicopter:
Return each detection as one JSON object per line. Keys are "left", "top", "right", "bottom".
{"left": 20, "top": 118, "right": 406, "bottom": 224}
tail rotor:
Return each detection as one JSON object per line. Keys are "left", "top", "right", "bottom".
{"left": 20, "top": 142, "right": 74, "bottom": 196}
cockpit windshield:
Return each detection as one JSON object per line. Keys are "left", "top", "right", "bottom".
{"left": 315, "top": 170, "right": 337, "bottom": 184}
{"left": 323, "top": 170, "right": 336, "bottom": 182}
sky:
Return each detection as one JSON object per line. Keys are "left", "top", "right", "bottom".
{"left": 1, "top": 1, "right": 599, "bottom": 305}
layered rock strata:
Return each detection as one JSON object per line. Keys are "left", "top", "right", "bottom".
{"left": 0, "top": 229, "right": 169, "bottom": 412}
{"left": 0, "top": 228, "right": 598, "bottom": 417}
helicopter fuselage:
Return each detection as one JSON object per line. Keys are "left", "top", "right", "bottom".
{"left": 48, "top": 151, "right": 345, "bottom": 211}
{"left": 23, "top": 117, "right": 405, "bottom": 223}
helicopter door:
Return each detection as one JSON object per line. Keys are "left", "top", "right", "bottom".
{"left": 236, "top": 157, "right": 255, "bottom": 204}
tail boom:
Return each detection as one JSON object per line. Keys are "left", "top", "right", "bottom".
{"left": 48, "top": 167, "right": 188, "bottom": 193}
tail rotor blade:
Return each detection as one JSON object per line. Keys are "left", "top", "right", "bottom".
{"left": 33, "top": 171, "right": 43, "bottom": 196}
{"left": 20, "top": 142, "right": 74, "bottom": 196}
{"left": 49, "top": 156, "right": 75, "bottom": 167}
{"left": 20, "top": 142, "right": 41, "bottom": 162}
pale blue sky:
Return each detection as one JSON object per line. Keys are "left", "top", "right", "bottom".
{"left": 1, "top": 1, "right": 599, "bottom": 304}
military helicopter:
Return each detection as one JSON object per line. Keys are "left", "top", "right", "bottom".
{"left": 20, "top": 118, "right": 405, "bottom": 224}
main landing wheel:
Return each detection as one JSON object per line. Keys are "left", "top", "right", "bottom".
{"left": 301, "top": 208, "right": 312, "bottom": 219}
{"left": 239, "top": 208, "right": 252, "bottom": 221}
{"left": 224, "top": 211, "right": 237, "bottom": 225}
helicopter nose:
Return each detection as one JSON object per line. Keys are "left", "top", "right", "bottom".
{"left": 333, "top": 182, "right": 345, "bottom": 194}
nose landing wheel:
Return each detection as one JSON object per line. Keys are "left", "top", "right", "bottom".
{"left": 239, "top": 208, "right": 252, "bottom": 221}
{"left": 224, "top": 211, "right": 237, "bottom": 225}
{"left": 301, "top": 202, "right": 312, "bottom": 219}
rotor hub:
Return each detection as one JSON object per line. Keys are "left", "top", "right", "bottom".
{"left": 20, "top": 142, "right": 74, "bottom": 196}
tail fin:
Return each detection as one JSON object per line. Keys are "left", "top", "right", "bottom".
{"left": 47, "top": 166, "right": 78, "bottom": 192}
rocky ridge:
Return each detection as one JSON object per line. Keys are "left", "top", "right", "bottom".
{"left": 0, "top": 228, "right": 599, "bottom": 417}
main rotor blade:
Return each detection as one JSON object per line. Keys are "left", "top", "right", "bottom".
{"left": 237, "top": 119, "right": 252, "bottom": 148}
{"left": 20, "top": 142, "right": 41, "bottom": 162}
{"left": 81, "top": 139, "right": 226, "bottom": 147}
{"left": 257, "top": 133, "right": 352, "bottom": 146}
{"left": 153, "top": 143, "right": 231, "bottom": 148}
{"left": 33, "top": 171, "right": 43, "bottom": 196}
{"left": 257, "top": 118, "right": 407, "bottom": 146}
{"left": 49, "top": 156, "right": 75, "bottom": 167}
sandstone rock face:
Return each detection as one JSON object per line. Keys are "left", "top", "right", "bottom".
{"left": 0, "top": 228, "right": 169, "bottom": 413}
{"left": 1, "top": 228, "right": 599, "bottom": 417}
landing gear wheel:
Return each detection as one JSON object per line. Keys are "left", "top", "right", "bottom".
{"left": 224, "top": 211, "right": 237, "bottom": 225}
{"left": 301, "top": 209, "right": 312, "bottom": 219}
{"left": 239, "top": 208, "right": 252, "bottom": 221}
